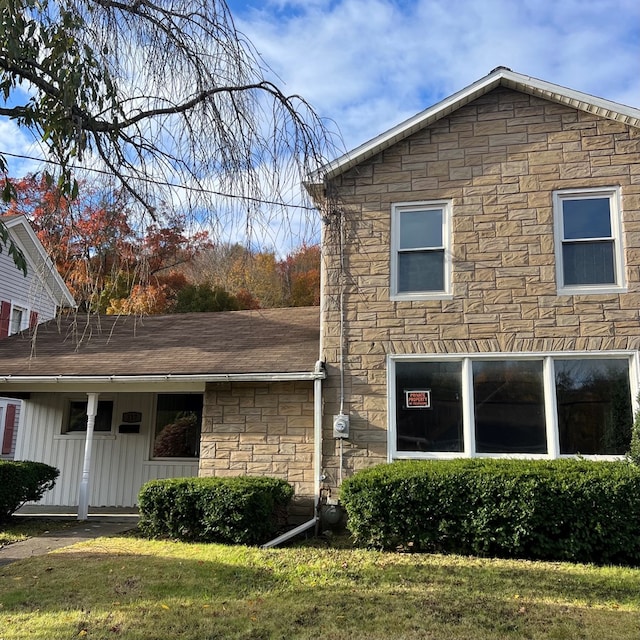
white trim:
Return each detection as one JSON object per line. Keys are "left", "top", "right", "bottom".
{"left": 553, "top": 186, "right": 626, "bottom": 295}
{"left": 8, "top": 302, "right": 28, "bottom": 336}
{"left": 0, "top": 371, "right": 325, "bottom": 385}
{"left": 308, "top": 67, "right": 640, "bottom": 186}
{"left": 390, "top": 200, "right": 452, "bottom": 300}
{"left": 388, "top": 350, "right": 636, "bottom": 460}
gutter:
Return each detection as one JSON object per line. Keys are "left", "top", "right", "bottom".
{"left": 0, "top": 371, "right": 326, "bottom": 384}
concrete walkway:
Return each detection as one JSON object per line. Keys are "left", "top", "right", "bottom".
{"left": 0, "top": 513, "right": 139, "bottom": 567}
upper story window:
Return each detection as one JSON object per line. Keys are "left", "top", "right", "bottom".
{"left": 9, "top": 306, "right": 26, "bottom": 335}
{"left": 554, "top": 187, "right": 625, "bottom": 295}
{"left": 391, "top": 201, "right": 452, "bottom": 300}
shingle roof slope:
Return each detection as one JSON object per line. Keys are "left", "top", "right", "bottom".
{"left": 0, "top": 307, "right": 320, "bottom": 377}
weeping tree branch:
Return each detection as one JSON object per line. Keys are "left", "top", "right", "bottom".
{"left": 0, "top": 0, "right": 338, "bottom": 255}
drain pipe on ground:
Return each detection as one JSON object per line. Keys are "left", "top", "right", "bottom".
{"left": 261, "top": 360, "right": 325, "bottom": 549}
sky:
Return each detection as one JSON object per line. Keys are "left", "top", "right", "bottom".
{"left": 224, "top": 0, "right": 640, "bottom": 154}
{"left": 1, "top": 0, "right": 639, "bottom": 249}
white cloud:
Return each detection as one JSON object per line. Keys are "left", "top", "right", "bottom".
{"left": 230, "top": 0, "right": 640, "bottom": 150}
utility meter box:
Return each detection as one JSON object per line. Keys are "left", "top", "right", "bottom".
{"left": 333, "top": 413, "right": 350, "bottom": 439}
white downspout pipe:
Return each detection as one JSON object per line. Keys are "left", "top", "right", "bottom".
{"left": 261, "top": 362, "right": 324, "bottom": 549}
{"left": 77, "top": 392, "right": 99, "bottom": 520}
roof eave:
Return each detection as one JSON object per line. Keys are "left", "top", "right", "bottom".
{"left": 4, "top": 216, "right": 76, "bottom": 308}
{"left": 0, "top": 371, "right": 326, "bottom": 386}
{"left": 309, "top": 68, "right": 640, "bottom": 188}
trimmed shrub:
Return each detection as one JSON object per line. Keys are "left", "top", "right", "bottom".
{"left": 138, "top": 476, "right": 294, "bottom": 545}
{"left": 341, "top": 459, "right": 640, "bottom": 565}
{"left": 0, "top": 460, "right": 59, "bottom": 522}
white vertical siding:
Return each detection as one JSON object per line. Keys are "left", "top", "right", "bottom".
{"left": 16, "top": 392, "right": 199, "bottom": 507}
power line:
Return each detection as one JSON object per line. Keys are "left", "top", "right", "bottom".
{"left": 0, "top": 150, "right": 319, "bottom": 212}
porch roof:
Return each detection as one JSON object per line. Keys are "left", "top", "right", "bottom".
{"left": 0, "top": 307, "right": 322, "bottom": 384}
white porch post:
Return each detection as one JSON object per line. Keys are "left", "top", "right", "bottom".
{"left": 77, "top": 392, "right": 99, "bottom": 520}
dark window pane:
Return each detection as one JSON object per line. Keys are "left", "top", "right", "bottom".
{"left": 473, "top": 361, "right": 547, "bottom": 454}
{"left": 398, "top": 250, "right": 444, "bottom": 292}
{"left": 562, "top": 241, "right": 615, "bottom": 285}
{"left": 562, "top": 198, "right": 611, "bottom": 239}
{"left": 67, "top": 400, "right": 113, "bottom": 432}
{"left": 153, "top": 394, "right": 202, "bottom": 458}
{"left": 400, "top": 209, "right": 443, "bottom": 249}
{"left": 396, "top": 361, "right": 463, "bottom": 452}
{"left": 555, "top": 359, "right": 632, "bottom": 455}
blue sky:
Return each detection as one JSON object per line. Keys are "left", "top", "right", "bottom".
{"left": 226, "top": 0, "right": 640, "bottom": 153}
{"left": 1, "top": 0, "right": 638, "bottom": 249}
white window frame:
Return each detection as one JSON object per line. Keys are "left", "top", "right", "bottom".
{"left": 390, "top": 200, "right": 453, "bottom": 301}
{"left": 60, "top": 396, "right": 116, "bottom": 436}
{"left": 553, "top": 187, "right": 625, "bottom": 295}
{"left": 8, "top": 304, "right": 28, "bottom": 336}
{"left": 388, "top": 351, "right": 638, "bottom": 461}
{"left": 150, "top": 392, "right": 203, "bottom": 461}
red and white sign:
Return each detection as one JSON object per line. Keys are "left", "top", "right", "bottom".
{"left": 404, "top": 389, "right": 431, "bottom": 409}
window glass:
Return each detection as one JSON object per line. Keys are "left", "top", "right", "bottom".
{"left": 153, "top": 394, "right": 202, "bottom": 458}
{"left": 473, "top": 360, "right": 547, "bottom": 454}
{"left": 9, "top": 308, "right": 24, "bottom": 335}
{"left": 400, "top": 209, "right": 443, "bottom": 249}
{"left": 562, "top": 241, "right": 615, "bottom": 285}
{"left": 562, "top": 198, "right": 611, "bottom": 239}
{"left": 66, "top": 400, "right": 113, "bottom": 432}
{"left": 555, "top": 359, "right": 632, "bottom": 455}
{"left": 396, "top": 361, "right": 463, "bottom": 452}
{"left": 398, "top": 250, "right": 444, "bottom": 292}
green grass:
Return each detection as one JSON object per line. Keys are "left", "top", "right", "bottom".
{"left": 0, "top": 517, "right": 77, "bottom": 547}
{"left": 0, "top": 534, "right": 639, "bottom": 639}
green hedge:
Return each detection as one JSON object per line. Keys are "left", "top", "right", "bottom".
{"left": 0, "top": 460, "right": 59, "bottom": 522}
{"left": 340, "top": 459, "right": 640, "bottom": 565}
{"left": 138, "top": 476, "right": 295, "bottom": 545}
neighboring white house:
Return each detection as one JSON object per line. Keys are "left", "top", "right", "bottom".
{"left": 0, "top": 215, "right": 75, "bottom": 458}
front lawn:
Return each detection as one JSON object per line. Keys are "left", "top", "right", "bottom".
{"left": 0, "top": 535, "right": 638, "bottom": 639}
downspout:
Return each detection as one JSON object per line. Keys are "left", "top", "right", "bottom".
{"left": 261, "top": 200, "right": 331, "bottom": 549}
{"left": 77, "top": 392, "right": 99, "bottom": 520}
{"left": 261, "top": 361, "right": 324, "bottom": 549}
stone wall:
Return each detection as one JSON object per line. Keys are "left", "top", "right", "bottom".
{"left": 320, "top": 86, "right": 640, "bottom": 484}
{"left": 200, "top": 380, "right": 315, "bottom": 520}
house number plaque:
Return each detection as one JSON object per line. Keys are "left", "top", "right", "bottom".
{"left": 122, "top": 411, "right": 142, "bottom": 423}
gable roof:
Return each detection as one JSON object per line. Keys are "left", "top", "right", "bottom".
{"left": 0, "top": 307, "right": 322, "bottom": 384}
{"left": 309, "top": 67, "right": 640, "bottom": 186}
{"left": 3, "top": 215, "right": 76, "bottom": 308}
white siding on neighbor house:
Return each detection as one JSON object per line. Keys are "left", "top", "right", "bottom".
{"left": 15, "top": 392, "right": 198, "bottom": 507}
{"left": 0, "top": 248, "right": 58, "bottom": 325}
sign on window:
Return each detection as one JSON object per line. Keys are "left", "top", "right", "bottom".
{"left": 404, "top": 389, "right": 432, "bottom": 409}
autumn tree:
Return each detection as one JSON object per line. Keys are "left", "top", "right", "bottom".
{"left": 0, "top": 0, "right": 334, "bottom": 273}
{"left": 1, "top": 175, "right": 209, "bottom": 310}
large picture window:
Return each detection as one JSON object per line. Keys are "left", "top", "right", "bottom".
{"left": 391, "top": 201, "right": 451, "bottom": 299}
{"left": 554, "top": 188, "right": 624, "bottom": 294}
{"left": 391, "top": 354, "right": 634, "bottom": 458}
{"left": 152, "top": 394, "right": 202, "bottom": 458}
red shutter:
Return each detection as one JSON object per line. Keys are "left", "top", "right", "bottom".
{"left": 0, "top": 301, "right": 10, "bottom": 338}
{"left": 29, "top": 310, "right": 39, "bottom": 328}
{"left": 2, "top": 404, "right": 17, "bottom": 455}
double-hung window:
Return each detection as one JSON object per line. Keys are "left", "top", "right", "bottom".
{"left": 391, "top": 201, "right": 452, "bottom": 299}
{"left": 554, "top": 187, "right": 624, "bottom": 294}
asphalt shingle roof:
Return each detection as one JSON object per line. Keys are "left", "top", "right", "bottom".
{"left": 0, "top": 307, "right": 320, "bottom": 377}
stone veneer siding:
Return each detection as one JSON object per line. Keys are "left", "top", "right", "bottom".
{"left": 200, "top": 380, "right": 315, "bottom": 520}
{"left": 320, "top": 86, "right": 640, "bottom": 488}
